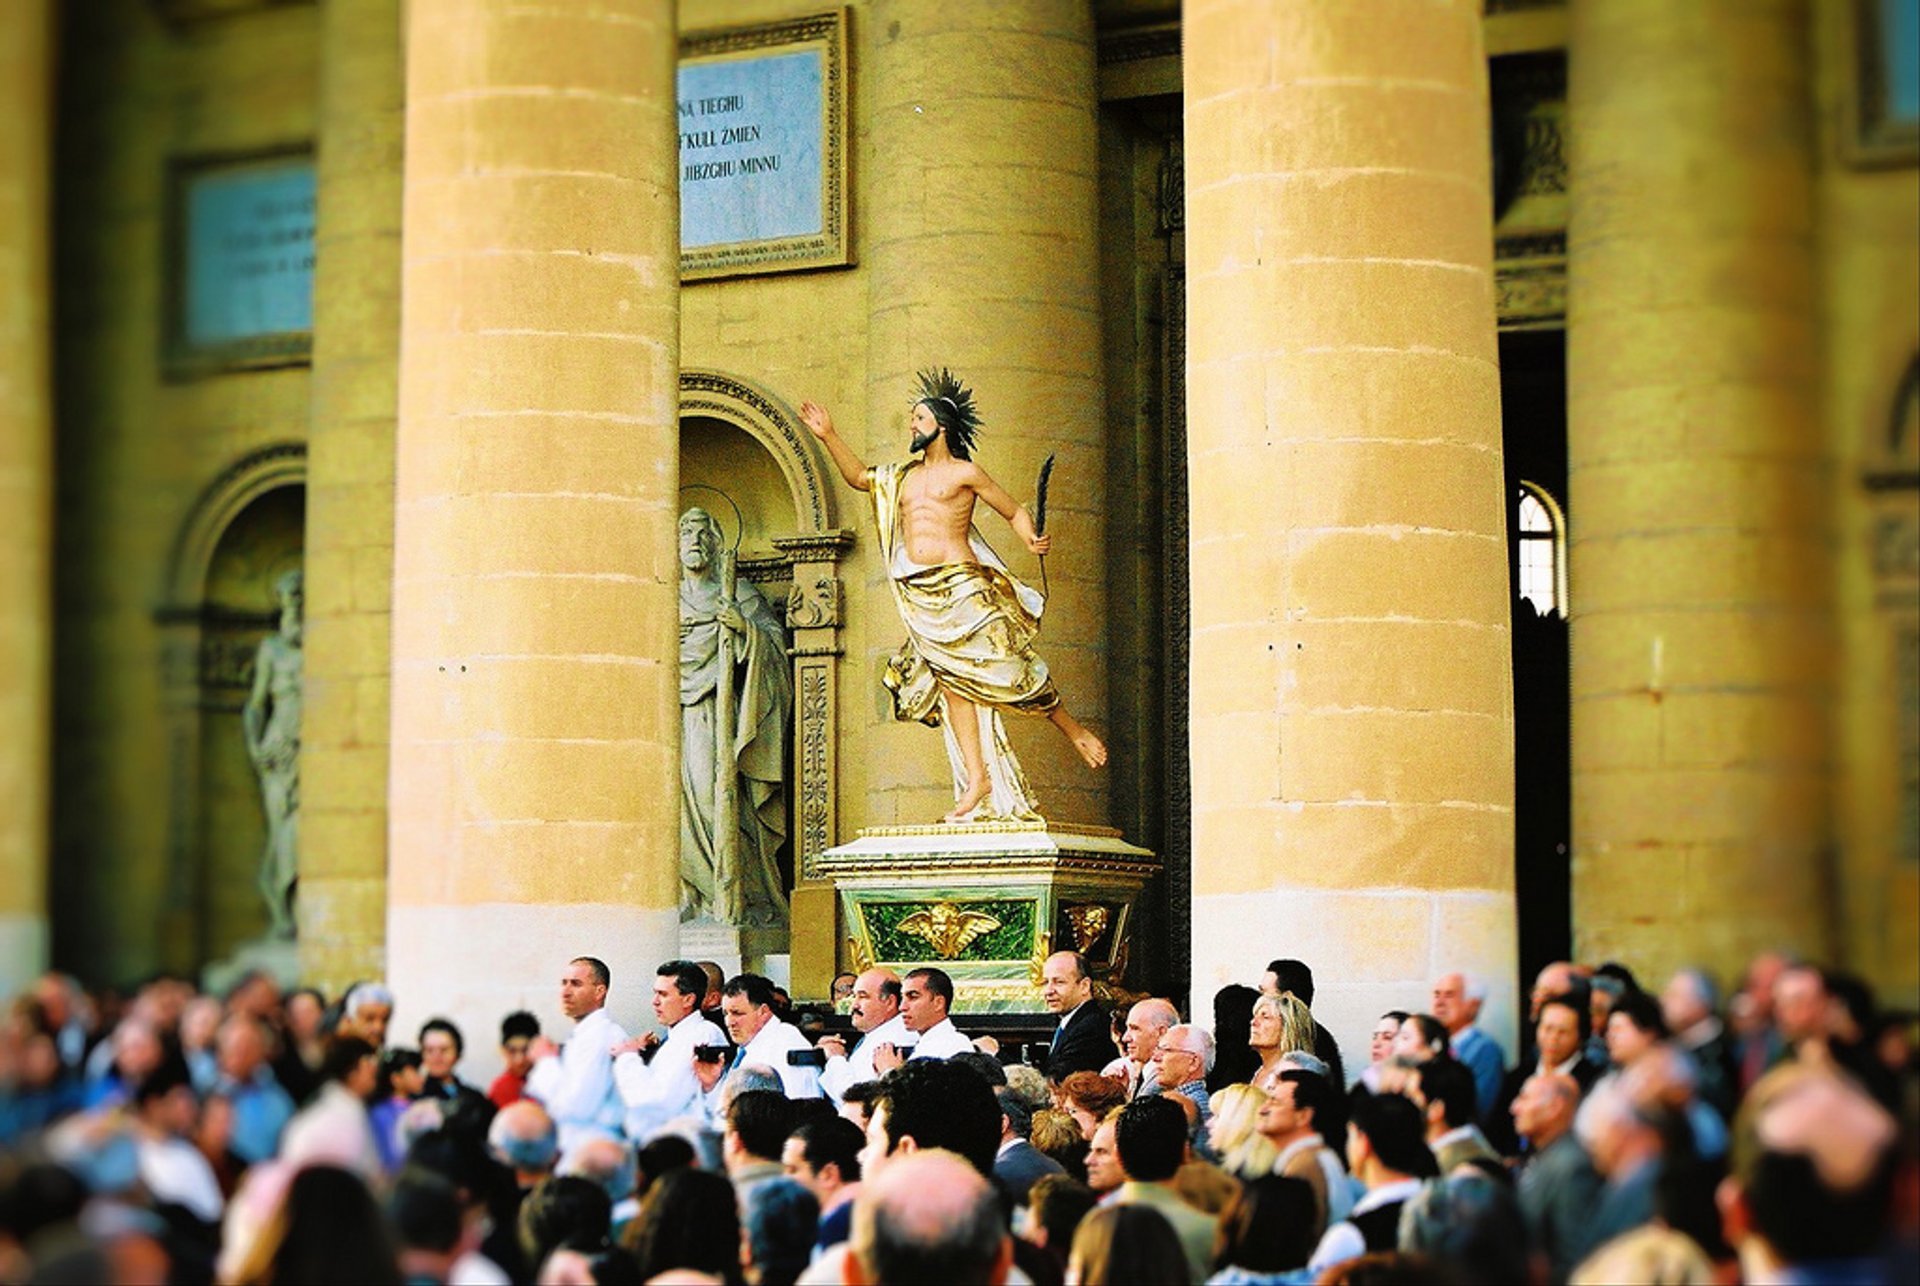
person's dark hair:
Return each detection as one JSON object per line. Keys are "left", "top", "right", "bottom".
{"left": 1658, "top": 1153, "right": 1733, "bottom": 1262}
{"left": 1594, "top": 960, "right": 1641, "bottom": 993}
{"left": 873, "top": 1059, "right": 1001, "bottom": 1177}
{"left": 1316, "top": 1252, "right": 1453, "bottom": 1285}
{"left": 1277, "top": 1068, "right": 1334, "bottom": 1129}
{"left": 723, "top": 972, "right": 777, "bottom": 1010}
{"left": 791, "top": 1116, "right": 864, "bottom": 1184}
{"left": 418, "top": 1017, "right": 465, "bottom": 1057}
{"left": 876, "top": 976, "right": 903, "bottom": 1004}
{"left": 389, "top": 1167, "right": 464, "bottom": 1254}
{"left": 1403, "top": 1013, "right": 1449, "bottom": 1056}
{"left": 262, "top": 1165, "right": 402, "bottom": 1285}
{"left": 841, "top": 1078, "right": 885, "bottom": 1118}
{"left": 500, "top": 1010, "right": 540, "bottom": 1043}
{"left": 1381, "top": 1010, "right": 1411, "bottom": 1026}
{"left": 1113, "top": 1096, "right": 1187, "bottom": 1184}
{"left": 1264, "top": 959, "right": 1316, "bottom": 1006}
{"left": 571, "top": 956, "right": 611, "bottom": 989}
{"left": 1067, "top": 1204, "right": 1188, "bottom": 1286}
{"left": 912, "top": 367, "right": 983, "bottom": 461}
{"left": 906, "top": 967, "right": 954, "bottom": 1009}
{"left": 1746, "top": 1145, "right": 1896, "bottom": 1264}
{"left": 132, "top": 1056, "right": 195, "bottom": 1108}
{"left": 728, "top": 1090, "right": 796, "bottom": 1163}
{"left": 1212, "top": 1175, "right": 1318, "bottom": 1274}
{"left": 1399, "top": 1173, "right": 1527, "bottom": 1282}
{"left": 952, "top": 1050, "right": 1007, "bottom": 1087}
{"left": 657, "top": 960, "right": 708, "bottom": 1001}
{"left": 321, "top": 1035, "right": 379, "bottom": 1085}
{"left": 1414, "top": 1056, "right": 1478, "bottom": 1130}
{"left": 404, "top": 1126, "right": 499, "bottom": 1203}
{"left": 1538, "top": 992, "right": 1592, "bottom": 1042}
{"left": 1349, "top": 1091, "right": 1439, "bottom": 1178}
{"left": 378, "top": 1046, "right": 422, "bottom": 1098}
{"left": 1609, "top": 990, "right": 1668, "bottom": 1040}
{"left": 1210, "top": 984, "right": 1261, "bottom": 1088}
{"left": 635, "top": 1133, "right": 695, "bottom": 1195}
{"left": 1028, "top": 1175, "right": 1097, "bottom": 1263}
{"left": 1826, "top": 972, "right": 1877, "bottom": 1033}
{"left": 519, "top": 1175, "right": 613, "bottom": 1268}
{"left": 621, "top": 1167, "right": 742, "bottom": 1283}
{"left": 742, "top": 1177, "right": 818, "bottom": 1286}
{"left": 997, "top": 1085, "right": 1035, "bottom": 1139}
{"left": 285, "top": 985, "right": 327, "bottom": 1013}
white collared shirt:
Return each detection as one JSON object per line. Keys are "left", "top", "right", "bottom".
{"left": 613, "top": 1008, "right": 727, "bottom": 1141}
{"left": 907, "top": 1016, "right": 973, "bottom": 1060}
{"left": 820, "top": 1012, "right": 912, "bottom": 1102}
{"left": 1308, "top": 1178, "right": 1422, "bottom": 1274}
{"left": 526, "top": 1007, "right": 630, "bottom": 1149}
{"left": 708, "top": 1017, "right": 821, "bottom": 1113}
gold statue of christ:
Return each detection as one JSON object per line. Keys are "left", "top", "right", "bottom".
{"left": 801, "top": 371, "right": 1106, "bottom": 824}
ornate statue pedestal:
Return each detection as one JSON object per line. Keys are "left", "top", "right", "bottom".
{"left": 818, "top": 822, "right": 1159, "bottom": 1013}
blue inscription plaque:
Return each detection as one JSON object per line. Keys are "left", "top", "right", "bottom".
{"left": 170, "top": 152, "right": 315, "bottom": 374}
{"left": 679, "top": 10, "right": 850, "bottom": 279}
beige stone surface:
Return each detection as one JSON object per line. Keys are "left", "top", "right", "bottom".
{"left": 300, "top": 0, "right": 402, "bottom": 991}
{"left": 1567, "top": 0, "right": 1835, "bottom": 983}
{"left": 0, "top": 0, "right": 50, "bottom": 994}
{"left": 386, "top": 0, "right": 682, "bottom": 1018}
{"left": 1184, "top": 0, "right": 1516, "bottom": 1030}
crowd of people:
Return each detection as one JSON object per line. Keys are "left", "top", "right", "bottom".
{"left": 1, "top": 947, "right": 1915, "bottom": 1284}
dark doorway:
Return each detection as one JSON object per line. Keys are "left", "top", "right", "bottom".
{"left": 1500, "top": 329, "right": 1572, "bottom": 1004}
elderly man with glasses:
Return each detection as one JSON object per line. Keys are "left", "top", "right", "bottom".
{"left": 1146, "top": 1023, "right": 1214, "bottom": 1133}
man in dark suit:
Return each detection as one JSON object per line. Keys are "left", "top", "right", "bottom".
{"left": 1262, "top": 959, "right": 1346, "bottom": 1089}
{"left": 1040, "top": 951, "right": 1110, "bottom": 1079}
{"left": 992, "top": 1087, "right": 1065, "bottom": 1204}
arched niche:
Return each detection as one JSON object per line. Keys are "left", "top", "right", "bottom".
{"left": 677, "top": 373, "right": 853, "bottom": 947}
{"left": 155, "top": 445, "right": 306, "bottom": 973}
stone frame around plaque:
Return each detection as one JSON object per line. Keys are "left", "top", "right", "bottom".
{"left": 162, "top": 145, "right": 316, "bottom": 380}
{"left": 1843, "top": 0, "right": 1920, "bottom": 168}
{"left": 678, "top": 8, "right": 851, "bottom": 281}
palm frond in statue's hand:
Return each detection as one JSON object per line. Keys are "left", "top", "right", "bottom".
{"left": 1034, "top": 453, "right": 1056, "bottom": 601}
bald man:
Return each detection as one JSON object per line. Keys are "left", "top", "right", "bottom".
{"left": 1512, "top": 1072, "right": 1599, "bottom": 1283}
{"left": 1039, "top": 951, "right": 1109, "bottom": 1079}
{"left": 845, "top": 1150, "right": 1013, "bottom": 1286}
{"left": 819, "top": 969, "right": 910, "bottom": 1103}
{"left": 1104, "top": 999, "right": 1177, "bottom": 1099}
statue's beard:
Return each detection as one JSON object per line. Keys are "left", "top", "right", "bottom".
{"left": 911, "top": 428, "right": 938, "bottom": 454}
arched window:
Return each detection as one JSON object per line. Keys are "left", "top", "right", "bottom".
{"left": 1516, "top": 481, "right": 1567, "bottom": 618}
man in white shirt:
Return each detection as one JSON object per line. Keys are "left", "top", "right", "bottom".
{"left": 132, "top": 1063, "right": 225, "bottom": 1225}
{"left": 525, "top": 956, "right": 630, "bottom": 1150}
{"left": 696, "top": 973, "right": 820, "bottom": 1107}
{"left": 874, "top": 968, "right": 971, "bottom": 1072}
{"left": 818, "top": 968, "right": 909, "bottom": 1102}
{"left": 1307, "top": 1092, "right": 1435, "bottom": 1274}
{"left": 610, "top": 959, "right": 727, "bottom": 1142}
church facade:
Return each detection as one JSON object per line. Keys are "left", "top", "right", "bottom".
{"left": 1, "top": 0, "right": 1914, "bottom": 1060}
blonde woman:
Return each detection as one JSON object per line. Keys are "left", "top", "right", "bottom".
{"left": 1205, "top": 1083, "right": 1281, "bottom": 1181}
{"left": 1249, "top": 993, "right": 1315, "bottom": 1090}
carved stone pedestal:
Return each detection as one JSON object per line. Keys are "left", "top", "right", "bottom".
{"left": 818, "top": 823, "right": 1159, "bottom": 1013}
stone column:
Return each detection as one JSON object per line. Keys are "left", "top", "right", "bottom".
{"left": 0, "top": 0, "right": 51, "bottom": 995}
{"left": 858, "top": 0, "right": 1109, "bottom": 827}
{"left": 1567, "top": 0, "right": 1829, "bottom": 980}
{"left": 300, "top": 0, "right": 403, "bottom": 991}
{"left": 1185, "top": 0, "right": 1519, "bottom": 1057}
{"left": 387, "top": 0, "right": 681, "bottom": 1046}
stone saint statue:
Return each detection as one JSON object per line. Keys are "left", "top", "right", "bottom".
{"left": 678, "top": 507, "right": 791, "bottom": 929}
{"left": 242, "top": 569, "right": 303, "bottom": 939}
{"left": 800, "top": 371, "right": 1107, "bottom": 824}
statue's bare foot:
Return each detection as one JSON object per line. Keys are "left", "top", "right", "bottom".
{"left": 1070, "top": 726, "right": 1108, "bottom": 769}
{"left": 942, "top": 777, "right": 991, "bottom": 824}
{"left": 1048, "top": 707, "right": 1109, "bottom": 769}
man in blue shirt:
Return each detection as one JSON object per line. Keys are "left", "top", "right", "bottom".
{"left": 213, "top": 1015, "right": 294, "bottom": 1165}
{"left": 1432, "top": 971, "right": 1505, "bottom": 1119}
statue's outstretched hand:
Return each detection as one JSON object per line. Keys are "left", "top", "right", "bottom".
{"left": 799, "top": 400, "right": 834, "bottom": 440}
